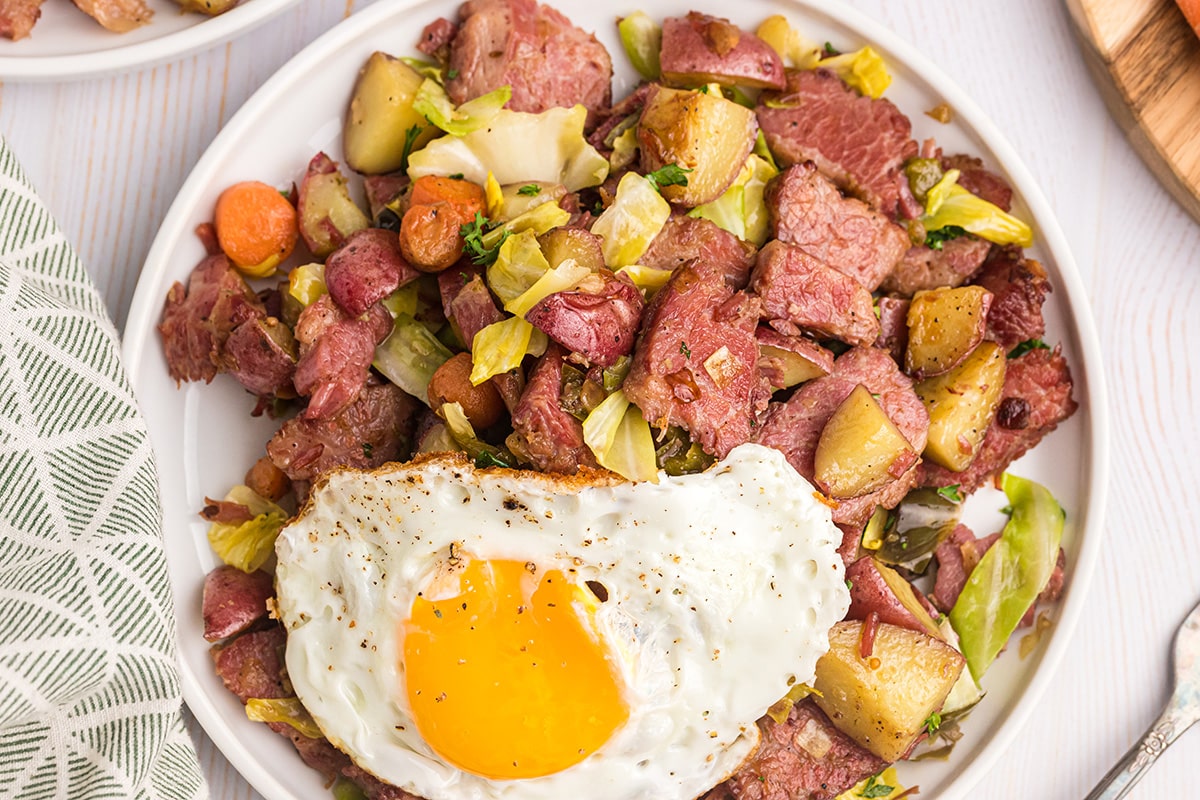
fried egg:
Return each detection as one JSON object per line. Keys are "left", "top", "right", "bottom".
{"left": 273, "top": 443, "right": 848, "bottom": 800}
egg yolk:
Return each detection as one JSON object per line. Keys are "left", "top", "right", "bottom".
{"left": 402, "top": 558, "right": 629, "bottom": 779}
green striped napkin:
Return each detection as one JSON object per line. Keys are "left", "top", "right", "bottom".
{"left": 0, "top": 138, "right": 207, "bottom": 800}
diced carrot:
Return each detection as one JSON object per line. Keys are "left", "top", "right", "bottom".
{"left": 214, "top": 180, "right": 299, "bottom": 278}
{"left": 400, "top": 203, "right": 467, "bottom": 272}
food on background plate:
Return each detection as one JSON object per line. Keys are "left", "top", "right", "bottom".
{"left": 160, "top": 1, "right": 1079, "bottom": 798}
{"left": 1179, "top": 0, "right": 1200, "bottom": 39}
{"left": 0, "top": 0, "right": 247, "bottom": 41}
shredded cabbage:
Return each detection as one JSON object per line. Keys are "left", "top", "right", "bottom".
{"left": 616, "top": 265, "right": 674, "bottom": 296}
{"left": 399, "top": 56, "right": 447, "bottom": 83}
{"left": 610, "top": 125, "right": 640, "bottom": 172}
{"left": 688, "top": 154, "right": 778, "bottom": 246}
{"left": 581, "top": 390, "right": 659, "bottom": 483}
{"left": 206, "top": 486, "right": 287, "bottom": 573}
{"left": 618, "top": 11, "right": 662, "bottom": 80}
{"left": 245, "top": 698, "right": 323, "bottom": 738}
{"left": 923, "top": 169, "right": 1034, "bottom": 248}
{"left": 487, "top": 230, "right": 550, "bottom": 305}
{"left": 408, "top": 106, "right": 609, "bottom": 191}
{"left": 592, "top": 172, "right": 672, "bottom": 268}
{"left": 505, "top": 259, "right": 591, "bottom": 318}
{"left": 380, "top": 281, "right": 420, "bottom": 318}
{"left": 441, "top": 401, "right": 517, "bottom": 467}
{"left": 470, "top": 316, "right": 537, "bottom": 385}
{"left": 817, "top": 46, "right": 892, "bottom": 98}
{"left": 756, "top": 15, "right": 823, "bottom": 69}
{"left": 373, "top": 312, "right": 455, "bottom": 404}
{"left": 481, "top": 201, "right": 572, "bottom": 250}
{"left": 950, "top": 473, "right": 1064, "bottom": 681}
{"left": 412, "top": 80, "right": 511, "bottom": 136}
{"left": 287, "top": 263, "right": 327, "bottom": 307}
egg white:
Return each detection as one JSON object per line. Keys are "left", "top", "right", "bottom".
{"left": 273, "top": 443, "right": 849, "bottom": 800}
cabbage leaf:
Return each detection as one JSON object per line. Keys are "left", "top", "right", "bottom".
{"left": 245, "top": 698, "right": 323, "bottom": 739}
{"left": 505, "top": 259, "right": 591, "bottom": 318}
{"left": 206, "top": 486, "right": 287, "bottom": 573}
{"left": 923, "top": 169, "right": 1034, "bottom": 248}
{"left": 581, "top": 390, "right": 659, "bottom": 483}
{"left": 817, "top": 47, "right": 892, "bottom": 98}
{"left": 688, "top": 153, "right": 777, "bottom": 246}
{"left": 592, "top": 172, "right": 672, "bottom": 268}
{"left": 287, "top": 263, "right": 327, "bottom": 307}
{"left": 408, "top": 105, "right": 609, "bottom": 191}
{"left": 487, "top": 230, "right": 550, "bottom": 305}
{"left": 373, "top": 312, "right": 455, "bottom": 404}
{"left": 412, "top": 80, "right": 511, "bottom": 137}
{"left": 470, "top": 316, "right": 539, "bottom": 385}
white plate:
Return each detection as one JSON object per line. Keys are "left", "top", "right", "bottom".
{"left": 0, "top": 0, "right": 302, "bottom": 82}
{"left": 122, "top": 1, "right": 1109, "bottom": 798}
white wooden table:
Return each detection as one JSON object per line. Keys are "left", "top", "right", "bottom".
{"left": 4, "top": 0, "right": 1199, "bottom": 797}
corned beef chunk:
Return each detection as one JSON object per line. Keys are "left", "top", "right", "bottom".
{"left": 445, "top": 0, "right": 612, "bottom": 121}
{"left": 640, "top": 215, "right": 757, "bottom": 290}
{"left": 221, "top": 316, "right": 298, "bottom": 398}
{"left": 508, "top": 343, "right": 598, "bottom": 473}
{"left": 267, "top": 380, "right": 419, "bottom": 482}
{"left": 708, "top": 699, "right": 886, "bottom": 800}
{"left": 757, "top": 69, "right": 918, "bottom": 218}
{"left": 0, "top": 0, "right": 44, "bottom": 40}
{"left": 292, "top": 296, "right": 392, "bottom": 420}
{"left": 971, "top": 246, "right": 1051, "bottom": 351}
{"left": 416, "top": 16, "right": 458, "bottom": 61}
{"left": 212, "top": 625, "right": 288, "bottom": 702}
{"left": 750, "top": 239, "right": 881, "bottom": 346}
{"left": 919, "top": 346, "right": 1076, "bottom": 494}
{"left": 881, "top": 235, "right": 993, "bottom": 296}
{"left": 873, "top": 295, "right": 910, "bottom": 363}
{"left": 526, "top": 270, "right": 645, "bottom": 367}
{"left": 623, "top": 263, "right": 769, "bottom": 459}
{"left": 765, "top": 162, "right": 909, "bottom": 291}
{"left": 754, "top": 347, "right": 928, "bottom": 528}
{"left": 159, "top": 253, "right": 265, "bottom": 384}
{"left": 202, "top": 565, "right": 275, "bottom": 642}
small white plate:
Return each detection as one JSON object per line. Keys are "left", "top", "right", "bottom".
{"left": 0, "top": 0, "right": 302, "bottom": 82}
{"left": 122, "top": 0, "right": 1109, "bottom": 798}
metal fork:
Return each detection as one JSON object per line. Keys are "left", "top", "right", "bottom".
{"left": 1085, "top": 601, "right": 1200, "bottom": 799}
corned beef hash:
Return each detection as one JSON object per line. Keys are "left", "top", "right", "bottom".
{"left": 160, "top": 2, "right": 1079, "bottom": 798}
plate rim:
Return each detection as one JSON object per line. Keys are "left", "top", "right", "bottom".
{"left": 121, "top": 0, "right": 1110, "bottom": 797}
{"left": 0, "top": 0, "right": 304, "bottom": 83}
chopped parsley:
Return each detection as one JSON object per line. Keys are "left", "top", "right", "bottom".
{"left": 858, "top": 775, "right": 894, "bottom": 798}
{"left": 924, "top": 225, "right": 967, "bottom": 250}
{"left": 399, "top": 124, "right": 422, "bottom": 172}
{"left": 645, "top": 163, "right": 692, "bottom": 193}
{"left": 679, "top": 340, "right": 692, "bottom": 359}
{"left": 1009, "top": 338, "right": 1050, "bottom": 359}
{"left": 517, "top": 184, "right": 542, "bottom": 196}
{"left": 361, "top": 442, "right": 374, "bottom": 459}
{"left": 697, "top": 84, "right": 710, "bottom": 94}
{"left": 448, "top": 172, "right": 465, "bottom": 180}
{"left": 446, "top": 68, "right": 459, "bottom": 79}
{"left": 824, "top": 41, "right": 837, "bottom": 55}
{"left": 460, "top": 212, "right": 508, "bottom": 265}
{"left": 475, "top": 451, "right": 513, "bottom": 469}
{"left": 924, "top": 711, "right": 943, "bottom": 736}
{"left": 936, "top": 484, "right": 963, "bottom": 503}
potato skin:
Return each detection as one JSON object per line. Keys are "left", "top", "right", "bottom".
{"left": 637, "top": 84, "right": 757, "bottom": 207}
{"left": 297, "top": 153, "right": 370, "bottom": 258}
{"left": 814, "top": 620, "right": 964, "bottom": 762}
{"left": 659, "top": 12, "right": 785, "bottom": 90}
{"left": 428, "top": 353, "right": 504, "bottom": 430}
{"left": 915, "top": 341, "right": 1007, "bottom": 472}
{"left": 905, "top": 286, "right": 993, "bottom": 379}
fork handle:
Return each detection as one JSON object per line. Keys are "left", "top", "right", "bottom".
{"left": 1085, "top": 704, "right": 1195, "bottom": 800}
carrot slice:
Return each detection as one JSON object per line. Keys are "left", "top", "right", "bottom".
{"left": 214, "top": 181, "right": 299, "bottom": 278}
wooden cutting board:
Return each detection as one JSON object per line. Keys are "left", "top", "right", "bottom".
{"left": 1066, "top": 0, "right": 1200, "bottom": 222}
